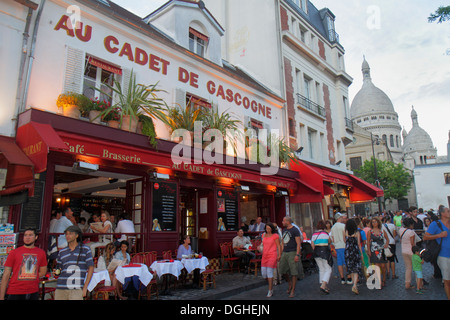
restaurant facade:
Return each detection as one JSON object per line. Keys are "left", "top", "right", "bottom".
{"left": 0, "top": 0, "right": 382, "bottom": 259}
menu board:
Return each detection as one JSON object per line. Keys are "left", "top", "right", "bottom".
{"left": 151, "top": 181, "right": 177, "bottom": 231}
{"left": 217, "top": 189, "right": 238, "bottom": 231}
{"left": 19, "top": 179, "right": 45, "bottom": 232}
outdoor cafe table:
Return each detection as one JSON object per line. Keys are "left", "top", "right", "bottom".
{"left": 87, "top": 269, "right": 111, "bottom": 292}
{"left": 181, "top": 256, "right": 209, "bottom": 274}
{"left": 114, "top": 263, "right": 153, "bottom": 287}
{"left": 150, "top": 260, "right": 184, "bottom": 295}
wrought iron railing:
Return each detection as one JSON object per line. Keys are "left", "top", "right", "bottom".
{"left": 296, "top": 93, "right": 326, "bottom": 117}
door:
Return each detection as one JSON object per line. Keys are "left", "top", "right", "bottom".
{"left": 126, "top": 177, "right": 146, "bottom": 251}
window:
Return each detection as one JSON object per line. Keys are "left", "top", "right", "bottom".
{"left": 304, "top": 76, "right": 312, "bottom": 100}
{"left": 445, "top": 173, "right": 450, "bottom": 184}
{"left": 382, "top": 134, "right": 387, "bottom": 144}
{"left": 189, "top": 27, "right": 208, "bottom": 57}
{"left": 83, "top": 56, "right": 120, "bottom": 104}
{"left": 396, "top": 136, "right": 399, "bottom": 148}
{"left": 390, "top": 135, "right": 394, "bottom": 147}
{"left": 186, "top": 94, "right": 211, "bottom": 111}
{"left": 350, "top": 157, "right": 362, "bottom": 171}
{"left": 299, "top": 25, "right": 307, "bottom": 43}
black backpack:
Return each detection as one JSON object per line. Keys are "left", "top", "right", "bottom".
{"left": 422, "top": 221, "right": 444, "bottom": 263}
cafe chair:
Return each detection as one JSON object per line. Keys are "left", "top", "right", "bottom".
{"left": 95, "top": 246, "right": 106, "bottom": 258}
{"left": 138, "top": 278, "right": 159, "bottom": 300}
{"left": 219, "top": 242, "right": 240, "bottom": 273}
{"left": 131, "top": 252, "right": 146, "bottom": 265}
{"left": 200, "top": 258, "right": 221, "bottom": 291}
{"left": 248, "top": 257, "right": 261, "bottom": 276}
{"left": 92, "top": 281, "right": 117, "bottom": 300}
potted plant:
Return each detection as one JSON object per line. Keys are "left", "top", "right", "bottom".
{"left": 138, "top": 114, "right": 157, "bottom": 148}
{"left": 158, "top": 101, "right": 206, "bottom": 145}
{"left": 56, "top": 92, "right": 80, "bottom": 118}
{"left": 92, "top": 70, "right": 167, "bottom": 133}
{"left": 202, "top": 108, "right": 242, "bottom": 154}
{"left": 86, "top": 98, "right": 110, "bottom": 124}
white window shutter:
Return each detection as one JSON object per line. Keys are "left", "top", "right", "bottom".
{"left": 63, "top": 46, "right": 84, "bottom": 94}
{"left": 174, "top": 88, "right": 186, "bottom": 108}
{"left": 117, "top": 67, "right": 132, "bottom": 106}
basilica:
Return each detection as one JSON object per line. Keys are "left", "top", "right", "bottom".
{"left": 345, "top": 58, "right": 439, "bottom": 213}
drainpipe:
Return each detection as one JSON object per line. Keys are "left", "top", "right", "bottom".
{"left": 12, "top": 6, "right": 34, "bottom": 136}
{"left": 13, "top": 0, "right": 47, "bottom": 136}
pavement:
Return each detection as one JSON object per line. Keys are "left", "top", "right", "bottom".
{"left": 153, "top": 245, "right": 448, "bottom": 301}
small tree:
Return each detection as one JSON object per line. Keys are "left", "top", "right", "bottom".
{"left": 428, "top": 6, "right": 450, "bottom": 23}
{"left": 354, "top": 158, "right": 412, "bottom": 203}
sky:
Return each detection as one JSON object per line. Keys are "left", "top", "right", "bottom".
{"left": 112, "top": 0, "right": 450, "bottom": 156}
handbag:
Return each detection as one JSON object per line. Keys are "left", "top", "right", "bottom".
{"left": 422, "top": 221, "right": 444, "bottom": 263}
{"left": 383, "top": 224, "right": 394, "bottom": 258}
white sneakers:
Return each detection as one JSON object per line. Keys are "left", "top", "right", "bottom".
{"left": 266, "top": 290, "right": 273, "bottom": 298}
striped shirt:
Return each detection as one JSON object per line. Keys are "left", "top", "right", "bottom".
{"left": 56, "top": 243, "right": 94, "bottom": 290}
{"left": 311, "top": 230, "right": 330, "bottom": 246}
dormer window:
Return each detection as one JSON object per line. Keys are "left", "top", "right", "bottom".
{"left": 189, "top": 27, "right": 208, "bottom": 57}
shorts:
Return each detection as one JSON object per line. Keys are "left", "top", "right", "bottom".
{"left": 279, "top": 251, "right": 298, "bottom": 276}
{"left": 336, "top": 248, "right": 346, "bottom": 266}
{"left": 261, "top": 267, "right": 275, "bottom": 279}
{"left": 437, "top": 256, "right": 450, "bottom": 281}
{"left": 55, "top": 289, "right": 84, "bottom": 300}
{"left": 414, "top": 270, "right": 423, "bottom": 279}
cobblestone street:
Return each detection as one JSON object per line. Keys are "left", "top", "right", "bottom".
{"left": 221, "top": 246, "right": 448, "bottom": 300}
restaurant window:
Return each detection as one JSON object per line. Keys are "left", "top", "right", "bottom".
{"left": 186, "top": 94, "right": 211, "bottom": 111}
{"left": 189, "top": 27, "right": 208, "bottom": 57}
{"left": 83, "top": 56, "right": 122, "bottom": 104}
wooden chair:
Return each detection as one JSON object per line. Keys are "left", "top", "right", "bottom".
{"left": 248, "top": 258, "right": 261, "bottom": 276}
{"left": 201, "top": 258, "right": 221, "bottom": 290}
{"left": 220, "top": 242, "right": 240, "bottom": 273}
{"left": 130, "top": 252, "right": 146, "bottom": 264}
{"left": 92, "top": 281, "right": 117, "bottom": 300}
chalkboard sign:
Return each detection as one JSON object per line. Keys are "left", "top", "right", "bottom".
{"left": 217, "top": 189, "right": 238, "bottom": 231}
{"left": 151, "top": 181, "right": 177, "bottom": 231}
{"left": 19, "top": 180, "right": 45, "bottom": 232}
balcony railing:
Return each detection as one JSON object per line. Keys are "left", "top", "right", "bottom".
{"left": 328, "top": 29, "right": 340, "bottom": 44}
{"left": 296, "top": 93, "right": 326, "bottom": 118}
{"left": 345, "top": 117, "right": 354, "bottom": 131}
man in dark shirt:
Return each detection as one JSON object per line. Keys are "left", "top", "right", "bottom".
{"left": 279, "top": 216, "right": 301, "bottom": 298}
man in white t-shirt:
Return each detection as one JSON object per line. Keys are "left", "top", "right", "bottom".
{"left": 115, "top": 214, "right": 136, "bottom": 242}
{"left": 330, "top": 212, "right": 348, "bottom": 284}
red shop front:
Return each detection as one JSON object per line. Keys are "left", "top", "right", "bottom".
{"left": 12, "top": 108, "right": 300, "bottom": 258}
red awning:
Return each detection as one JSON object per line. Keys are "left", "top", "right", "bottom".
{"left": 16, "top": 122, "right": 68, "bottom": 173}
{"left": 0, "top": 135, "right": 34, "bottom": 197}
{"left": 348, "top": 174, "right": 384, "bottom": 203}
{"left": 323, "top": 184, "right": 335, "bottom": 195}
{"left": 288, "top": 160, "right": 324, "bottom": 203}
{"left": 319, "top": 167, "right": 352, "bottom": 186}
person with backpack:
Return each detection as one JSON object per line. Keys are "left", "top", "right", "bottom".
{"left": 423, "top": 206, "right": 450, "bottom": 300}
{"left": 311, "top": 220, "right": 332, "bottom": 294}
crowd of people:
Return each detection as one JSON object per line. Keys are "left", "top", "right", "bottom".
{"left": 309, "top": 205, "right": 450, "bottom": 299}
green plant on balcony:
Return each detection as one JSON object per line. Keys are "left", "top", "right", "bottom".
{"left": 92, "top": 70, "right": 167, "bottom": 132}
{"left": 202, "top": 108, "right": 242, "bottom": 154}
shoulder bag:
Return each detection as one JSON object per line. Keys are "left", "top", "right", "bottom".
{"left": 422, "top": 221, "right": 444, "bottom": 263}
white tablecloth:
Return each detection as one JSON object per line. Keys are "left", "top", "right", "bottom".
{"left": 87, "top": 269, "right": 111, "bottom": 292}
{"left": 114, "top": 263, "right": 153, "bottom": 286}
{"left": 150, "top": 260, "right": 184, "bottom": 279}
{"left": 181, "top": 257, "right": 209, "bottom": 274}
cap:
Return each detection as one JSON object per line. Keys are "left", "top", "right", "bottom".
{"left": 335, "top": 212, "right": 347, "bottom": 220}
